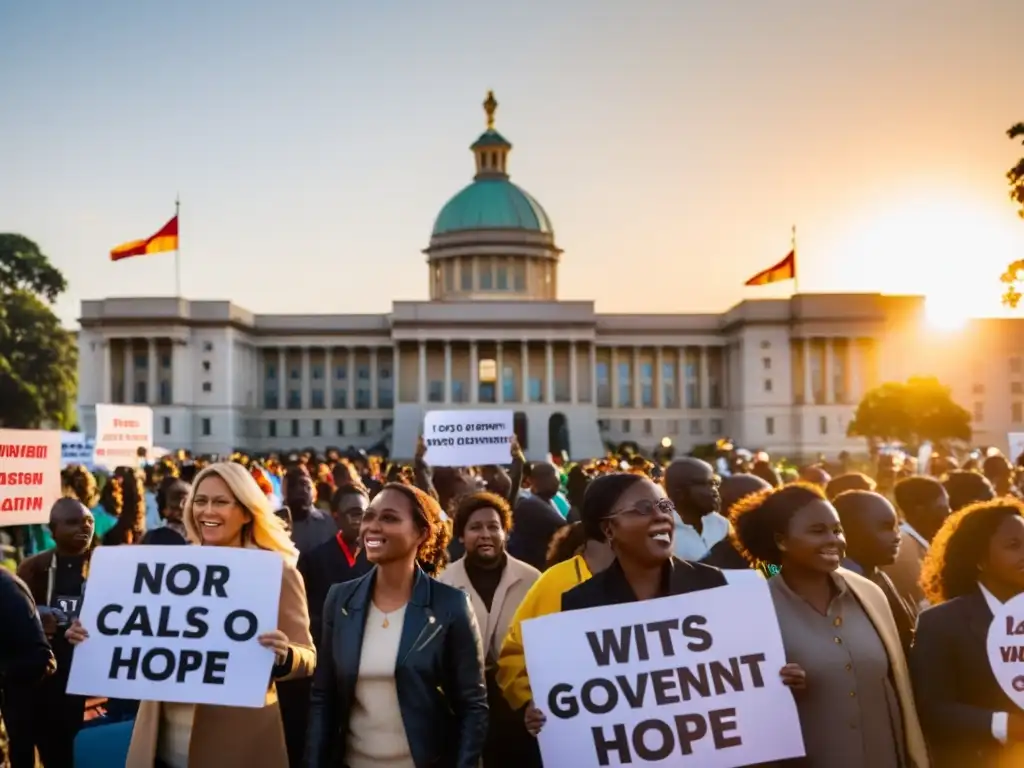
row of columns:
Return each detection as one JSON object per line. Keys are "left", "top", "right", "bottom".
{"left": 269, "top": 347, "right": 389, "bottom": 411}
{"left": 102, "top": 338, "right": 166, "bottom": 405}
{"left": 798, "top": 337, "right": 862, "bottom": 405}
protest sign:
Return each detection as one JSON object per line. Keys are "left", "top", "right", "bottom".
{"left": 1009, "top": 433, "right": 1024, "bottom": 466}
{"left": 61, "top": 431, "right": 95, "bottom": 468}
{"left": 0, "top": 429, "right": 61, "bottom": 527}
{"left": 93, "top": 404, "right": 153, "bottom": 470}
{"left": 986, "top": 592, "right": 1024, "bottom": 708}
{"left": 422, "top": 409, "right": 513, "bottom": 467}
{"left": 67, "top": 545, "right": 284, "bottom": 708}
{"left": 521, "top": 579, "right": 804, "bottom": 767}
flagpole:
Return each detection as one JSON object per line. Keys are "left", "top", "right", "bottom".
{"left": 791, "top": 224, "right": 800, "bottom": 296}
{"left": 174, "top": 195, "right": 181, "bottom": 298}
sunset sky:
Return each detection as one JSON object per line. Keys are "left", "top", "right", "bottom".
{"left": 2, "top": 0, "right": 1023, "bottom": 327}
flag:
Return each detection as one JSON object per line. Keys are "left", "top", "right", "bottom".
{"left": 110, "top": 215, "right": 179, "bottom": 261}
{"left": 744, "top": 249, "right": 796, "bottom": 286}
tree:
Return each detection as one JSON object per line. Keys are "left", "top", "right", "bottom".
{"left": 0, "top": 235, "right": 77, "bottom": 429}
{"left": 1001, "top": 123, "right": 1024, "bottom": 308}
{"left": 846, "top": 376, "right": 971, "bottom": 448}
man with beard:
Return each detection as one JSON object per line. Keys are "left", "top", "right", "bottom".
{"left": 440, "top": 492, "right": 540, "bottom": 768}
{"left": 664, "top": 457, "right": 727, "bottom": 560}
{"left": 6, "top": 499, "right": 94, "bottom": 767}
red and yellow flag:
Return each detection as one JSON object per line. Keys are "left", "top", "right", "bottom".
{"left": 744, "top": 249, "right": 796, "bottom": 286}
{"left": 110, "top": 215, "right": 179, "bottom": 262}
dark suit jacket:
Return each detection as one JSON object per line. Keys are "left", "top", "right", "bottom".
{"left": 306, "top": 566, "right": 489, "bottom": 768}
{"left": 0, "top": 568, "right": 56, "bottom": 688}
{"left": 561, "top": 556, "right": 727, "bottom": 611}
{"left": 699, "top": 537, "right": 751, "bottom": 569}
{"left": 508, "top": 496, "right": 566, "bottom": 572}
{"left": 297, "top": 537, "right": 373, "bottom": 646}
{"left": 910, "top": 588, "right": 1022, "bottom": 767}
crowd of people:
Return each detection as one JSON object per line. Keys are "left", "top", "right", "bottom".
{"left": 2, "top": 437, "right": 1024, "bottom": 767}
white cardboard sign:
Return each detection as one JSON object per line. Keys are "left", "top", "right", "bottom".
{"left": 986, "top": 591, "right": 1024, "bottom": 708}
{"left": 0, "top": 429, "right": 62, "bottom": 527}
{"left": 92, "top": 404, "right": 153, "bottom": 469}
{"left": 422, "top": 409, "right": 514, "bottom": 467}
{"left": 521, "top": 579, "right": 805, "bottom": 767}
{"left": 67, "top": 546, "right": 284, "bottom": 708}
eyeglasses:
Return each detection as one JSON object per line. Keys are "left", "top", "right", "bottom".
{"left": 610, "top": 498, "right": 677, "bottom": 518}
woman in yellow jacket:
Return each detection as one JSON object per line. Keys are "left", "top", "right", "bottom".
{"left": 67, "top": 462, "right": 316, "bottom": 768}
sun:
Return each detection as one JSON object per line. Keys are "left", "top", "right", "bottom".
{"left": 924, "top": 294, "right": 969, "bottom": 330}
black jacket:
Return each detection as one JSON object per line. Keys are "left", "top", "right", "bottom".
{"left": 0, "top": 568, "right": 56, "bottom": 688}
{"left": 508, "top": 496, "right": 566, "bottom": 572}
{"left": 561, "top": 556, "right": 728, "bottom": 611}
{"left": 297, "top": 537, "right": 373, "bottom": 646}
{"left": 910, "top": 588, "right": 1022, "bottom": 767}
{"left": 305, "top": 565, "right": 489, "bottom": 768}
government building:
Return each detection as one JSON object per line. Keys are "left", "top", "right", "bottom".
{"left": 75, "top": 94, "right": 1024, "bottom": 461}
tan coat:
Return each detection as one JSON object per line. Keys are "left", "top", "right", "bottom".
{"left": 842, "top": 568, "right": 931, "bottom": 768}
{"left": 125, "top": 559, "right": 316, "bottom": 768}
{"left": 438, "top": 555, "right": 539, "bottom": 664}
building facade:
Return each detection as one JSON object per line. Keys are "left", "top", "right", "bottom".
{"left": 76, "top": 94, "right": 1024, "bottom": 460}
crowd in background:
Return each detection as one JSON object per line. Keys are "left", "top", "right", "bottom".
{"left": 3, "top": 436, "right": 1024, "bottom": 767}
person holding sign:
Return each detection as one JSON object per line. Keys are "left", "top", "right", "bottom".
{"left": 911, "top": 498, "right": 1024, "bottom": 767}
{"left": 65, "top": 462, "right": 316, "bottom": 768}
{"left": 306, "top": 482, "right": 488, "bottom": 768}
{"left": 730, "top": 483, "right": 929, "bottom": 768}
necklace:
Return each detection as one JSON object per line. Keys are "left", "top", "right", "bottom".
{"left": 382, "top": 611, "right": 391, "bottom": 629}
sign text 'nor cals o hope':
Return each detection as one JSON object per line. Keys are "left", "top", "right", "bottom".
{"left": 0, "top": 429, "right": 62, "bottom": 526}
{"left": 985, "top": 592, "right": 1024, "bottom": 706}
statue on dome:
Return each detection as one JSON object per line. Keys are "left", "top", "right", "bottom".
{"left": 483, "top": 90, "right": 498, "bottom": 129}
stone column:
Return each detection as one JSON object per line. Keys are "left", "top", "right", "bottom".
{"left": 545, "top": 341, "right": 555, "bottom": 403}
{"left": 569, "top": 341, "right": 578, "bottom": 404}
{"left": 277, "top": 348, "right": 286, "bottom": 409}
{"left": 521, "top": 341, "right": 529, "bottom": 403}
{"left": 123, "top": 339, "right": 134, "bottom": 404}
{"left": 699, "top": 346, "right": 710, "bottom": 409}
{"left": 418, "top": 341, "right": 427, "bottom": 403}
{"left": 803, "top": 338, "right": 814, "bottom": 405}
{"left": 677, "top": 348, "right": 686, "bottom": 411}
{"left": 824, "top": 337, "right": 835, "bottom": 404}
{"left": 469, "top": 341, "right": 479, "bottom": 404}
{"left": 391, "top": 344, "right": 400, "bottom": 406}
{"left": 444, "top": 342, "right": 453, "bottom": 404}
{"left": 148, "top": 338, "right": 158, "bottom": 404}
{"left": 102, "top": 340, "right": 112, "bottom": 403}
{"left": 632, "top": 347, "right": 641, "bottom": 408}
{"left": 325, "top": 347, "right": 333, "bottom": 408}
{"left": 348, "top": 347, "right": 356, "bottom": 409}
{"left": 589, "top": 342, "right": 598, "bottom": 404}
{"left": 370, "top": 346, "right": 379, "bottom": 409}
{"left": 655, "top": 346, "right": 664, "bottom": 408}
{"left": 610, "top": 347, "right": 620, "bottom": 407}
{"left": 301, "top": 347, "right": 311, "bottom": 409}
{"left": 496, "top": 342, "right": 504, "bottom": 404}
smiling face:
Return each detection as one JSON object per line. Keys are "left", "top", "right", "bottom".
{"left": 359, "top": 488, "right": 426, "bottom": 566}
{"left": 601, "top": 479, "right": 676, "bottom": 568}
{"left": 462, "top": 506, "right": 507, "bottom": 566}
{"left": 190, "top": 473, "right": 251, "bottom": 548}
{"left": 778, "top": 499, "right": 846, "bottom": 574}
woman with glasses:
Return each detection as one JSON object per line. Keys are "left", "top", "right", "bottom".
{"left": 521, "top": 472, "right": 730, "bottom": 738}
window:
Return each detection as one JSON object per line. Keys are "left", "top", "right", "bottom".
{"left": 313, "top": 419, "right": 322, "bottom": 437}
{"left": 202, "top": 382, "right": 212, "bottom": 393}
{"left": 622, "top": 419, "right": 631, "bottom": 433}
{"left": 444, "top": 263, "right": 454, "bottom": 292}
{"left": 598, "top": 419, "right": 610, "bottom": 432}
{"left": 428, "top": 380, "right": 443, "bottom": 403}
{"left": 287, "top": 391, "right": 301, "bottom": 409}
{"left": 332, "top": 389, "right": 347, "bottom": 409}
{"left": 596, "top": 362, "right": 611, "bottom": 407}
{"left": 1014, "top": 402, "right": 1023, "bottom": 424}
{"left": 667, "top": 419, "right": 680, "bottom": 434}
{"left": 689, "top": 419, "right": 703, "bottom": 436}
{"left": 528, "top": 377, "right": 543, "bottom": 403}
{"left": 479, "top": 259, "right": 493, "bottom": 290}
{"left": 203, "top": 342, "right": 213, "bottom": 352}
{"left": 972, "top": 383, "right": 985, "bottom": 395}
{"left": 479, "top": 359, "right": 497, "bottom": 383}
{"left": 819, "top": 415, "right": 828, "bottom": 435}
{"left": 974, "top": 402, "right": 984, "bottom": 422}
{"left": 496, "top": 261, "right": 509, "bottom": 290}
{"left": 134, "top": 381, "right": 147, "bottom": 403}
{"left": 266, "top": 363, "right": 277, "bottom": 379}
{"left": 460, "top": 259, "right": 473, "bottom": 291}
{"left": 159, "top": 381, "right": 171, "bottom": 405}
{"left": 291, "top": 419, "right": 299, "bottom": 437}
{"left": 512, "top": 262, "right": 526, "bottom": 291}
{"left": 311, "top": 389, "right": 324, "bottom": 408}
{"left": 764, "top": 379, "right": 773, "bottom": 393}
{"left": 502, "top": 366, "right": 515, "bottom": 402}
{"left": 452, "top": 380, "right": 465, "bottom": 403}
{"left": 336, "top": 419, "right": 345, "bottom": 436}
{"left": 268, "top": 420, "right": 277, "bottom": 438}
{"left": 358, "top": 419, "right": 368, "bottom": 436}
{"left": 202, "top": 361, "right": 211, "bottom": 373}
{"left": 160, "top": 354, "right": 171, "bottom": 368}
{"left": 1012, "top": 357, "right": 1023, "bottom": 374}
{"left": 643, "top": 419, "right": 652, "bottom": 435}
{"left": 710, "top": 418, "right": 723, "bottom": 435}
{"left": 662, "top": 362, "right": 676, "bottom": 408}
{"left": 760, "top": 341, "right": 771, "bottom": 349}
{"left": 290, "top": 365, "right": 300, "bottom": 381}
{"left": 1013, "top": 382, "right": 1024, "bottom": 395}
{"left": 640, "top": 362, "right": 654, "bottom": 407}
{"left": 162, "top": 417, "right": 171, "bottom": 436}
{"left": 134, "top": 353, "right": 147, "bottom": 369}
{"left": 383, "top": 418, "right": 393, "bottom": 431}
{"left": 765, "top": 417, "right": 775, "bottom": 435}
{"left": 202, "top": 418, "right": 211, "bottom": 436}
{"left": 312, "top": 364, "right": 323, "bottom": 380}
{"left": 617, "top": 362, "right": 631, "bottom": 407}
{"left": 762, "top": 357, "right": 771, "bottom": 370}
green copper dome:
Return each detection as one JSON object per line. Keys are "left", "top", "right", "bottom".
{"left": 432, "top": 178, "right": 554, "bottom": 236}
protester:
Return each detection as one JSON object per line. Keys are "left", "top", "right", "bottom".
{"left": 306, "top": 483, "right": 488, "bottom": 768}
{"left": 886, "top": 475, "right": 950, "bottom": 611}
{"left": 662, "top": 457, "right": 727, "bottom": 560}
{"left": 283, "top": 465, "right": 336, "bottom": 555}
{"left": 140, "top": 475, "right": 191, "bottom": 545}
{"left": 911, "top": 499, "right": 1024, "bottom": 766}
{"left": 65, "top": 462, "right": 316, "bottom": 768}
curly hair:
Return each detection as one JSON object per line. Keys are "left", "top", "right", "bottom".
{"left": 103, "top": 467, "right": 147, "bottom": 545}
{"left": 380, "top": 482, "right": 451, "bottom": 574}
{"left": 61, "top": 464, "right": 99, "bottom": 509}
{"left": 730, "top": 482, "right": 827, "bottom": 567}
{"left": 546, "top": 521, "right": 587, "bottom": 568}
{"left": 451, "top": 491, "right": 513, "bottom": 540}
{"left": 920, "top": 498, "right": 1024, "bottom": 604}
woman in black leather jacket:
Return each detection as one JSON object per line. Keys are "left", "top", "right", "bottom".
{"left": 306, "top": 482, "right": 488, "bottom": 768}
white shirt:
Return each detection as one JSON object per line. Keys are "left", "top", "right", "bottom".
{"left": 978, "top": 583, "right": 1011, "bottom": 745}
{"left": 672, "top": 511, "right": 730, "bottom": 561}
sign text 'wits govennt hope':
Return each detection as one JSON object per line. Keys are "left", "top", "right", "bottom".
{"left": 521, "top": 581, "right": 805, "bottom": 768}
{"left": 68, "top": 546, "right": 284, "bottom": 708}
{"left": 0, "top": 429, "right": 61, "bottom": 527}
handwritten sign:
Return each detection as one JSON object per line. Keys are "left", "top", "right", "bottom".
{"left": 93, "top": 404, "right": 153, "bottom": 470}
{"left": 521, "top": 579, "right": 804, "bottom": 767}
{"left": 0, "top": 429, "right": 61, "bottom": 527}
{"left": 422, "top": 409, "right": 513, "bottom": 467}
{"left": 986, "top": 592, "right": 1024, "bottom": 707}
{"left": 67, "top": 546, "right": 284, "bottom": 708}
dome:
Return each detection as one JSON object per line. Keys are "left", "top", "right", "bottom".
{"left": 431, "top": 178, "right": 554, "bottom": 236}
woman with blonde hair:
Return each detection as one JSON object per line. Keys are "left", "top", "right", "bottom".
{"left": 66, "top": 462, "right": 316, "bottom": 768}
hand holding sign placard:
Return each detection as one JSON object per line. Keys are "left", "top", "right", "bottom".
{"left": 521, "top": 579, "right": 804, "bottom": 767}
{"left": 67, "top": 545, "right": 284, "bottom": 708}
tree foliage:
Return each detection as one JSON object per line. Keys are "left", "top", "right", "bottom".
{"left": 0, "top": 235, "right": 77, "bottom": 429}
{"left": 846, "top": 376, "right": 971, "bottom": 447}
{"left": 1001, "top": 123, "right": 1024, "bottom": 308}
